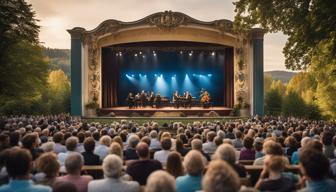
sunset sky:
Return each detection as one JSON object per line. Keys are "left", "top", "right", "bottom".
{"left": 27, "top": 0, "right": 289, "bottom": 71}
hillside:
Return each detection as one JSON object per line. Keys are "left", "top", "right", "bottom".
{"left": 264, "top": 70, "right": 297, "bottom": 83}
{"left": 43, "top": 48, "right": 71, "bottom": 77}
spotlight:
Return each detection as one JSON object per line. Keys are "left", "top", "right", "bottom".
{"left": 160, "top": 74, "right": 163, "bottom": 78}
{"left": 144, "top": 75, "right": 147, "bottom": 78}
{"left": 153, "top": 53, "right": 157, "bottom": 56}
{"left": 131, "top": 74, "right": 135, "bottom": 77}
{"left": 208, "top": 74, "right": 212, "bottom": 77}
{"left": 116, "top": 53, "right": 119, "bottom": 56}
{"left": 189, "top": 52, "right": 192, "bottom": 56}
{"left": 139, "top": 74, "right": 142, "bottom": 77}
{"left": 139, "top": 51, "right": 142, "bottom": 55}
{"left": 134, "top": 53, "right": 138, "bottom": 57}
{"left": 142, "top": 55, "right": 146, "bottom": 58}
{"left": 180, "top": 51, "right": 183, "bottom": 54}
{"left": 192, "top": 74, "right": 196, "bottom": 77}
{"left": 211, "top": 51, "right": 215, "bottom": 56}
{"left": 154, "top": 74, "right": 157, "bottom": 77}
{"left": 119, "top": 52, "right": 122, "bottom": 56}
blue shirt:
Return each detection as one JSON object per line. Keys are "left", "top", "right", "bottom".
{"left": 291, "top": 151, "right": 299, "bottom": 164}
{"left": 299, "top": 179, "right": 336, "bottom": 192}
{"left": 0, "top": 179, "right": 51, "bottom": 192}
{"left": 176, "top": 174, "right": 202, "bottom": 192}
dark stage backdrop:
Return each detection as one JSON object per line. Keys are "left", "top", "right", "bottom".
{"left": 102, "top": 43, "right": 233, "bottom": 107}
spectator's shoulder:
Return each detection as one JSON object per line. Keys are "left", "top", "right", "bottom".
{"left": 33, "top": 185, "right": 52, "bottom": 192}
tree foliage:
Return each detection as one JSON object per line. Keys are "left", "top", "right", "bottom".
{"left": 265, "top": 88, "right": 282, "bottom": 116}
{"left": 234, "top": 0, "right": 336, "bottom": 70}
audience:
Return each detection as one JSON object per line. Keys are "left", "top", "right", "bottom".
{"left": 52, "top": 181, "right": 78, "bottom": 192}
{"left": 123, "top": 135, "right": 140, "bottom": 160}
{"left": 34, "top": 152, "right": 60, "bottom": 186}
{"left": 94, "top": 135, "right": 111, "bottom": 161}
{"left": 166, "top": 151, "right": 184, "bottom": 178}
{"left": 57, "top": 136, "right": 79, "bottom": 166}
{"left": 154, "top": 137, "right": 172, "bottom": 166}
{"left": 202, "top": 131, "right": 217, "bottom": 155}
{"left": 147, "top": 170, "right": 176, "bottom": 192}
{"left": 82, "top": 137, "right": 101, "bottom": 165}
{"left": 239, "top": 136, "right": 255, "bottom": 160}
{"left": 88, "top": 154, "right": 139, "bottom": 192}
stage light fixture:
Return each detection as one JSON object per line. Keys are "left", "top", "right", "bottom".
{"left": 211, "top": 51, "right": 215, "bottom": 56}
{"left": 139, "top": 51, "right": 142, "bottom": 55}
{"left": 131, "top": 74, "right": 135, "bottom": 77}
{"left": 189, "top": 52, "right": 192, "bottom": 56}
{"left": 119, "top": 52, "right": 122, "bottom": 56}
{"left": 134, "top": 53, "right": 138, "bottom": 57}
{"left": 116, "top": 53, "right": 119, "bottom": 56}
{"left": 142, "top": 55, "right": 146, "bottom": 58}
{"left": 180, "top": 51, "right": 183, "bottom": 54}
{"left": 208, "top": 74, "right": 213, "bottom": 77}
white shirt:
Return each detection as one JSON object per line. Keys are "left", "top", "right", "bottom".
{"left": 149, "top": 138, "right": 161, "bottom": 150}
{"left": 153, "top": 150, "right": 170, "bottom": 166}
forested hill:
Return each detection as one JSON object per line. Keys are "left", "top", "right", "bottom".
{"left": 265, "top": 70, "right": 296, "bottom": 83}
{"left": 43, "top": 47, "right": 70, "bottom": 77}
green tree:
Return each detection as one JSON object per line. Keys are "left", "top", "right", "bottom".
{"left": 264, "top": 74, "right": 272, "bottom": 94}
{"left": 270, "top": 80, "right": 286, "bottom": 96}
{"left": 265, "top": 88, "right": 282, "bottom": 116}
{"left": 282, "top": 91, "right": 306, "bottom": 118}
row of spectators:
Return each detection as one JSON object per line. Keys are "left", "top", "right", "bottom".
{"left": 0, "top": 115, "right": 336, "bottom": 192}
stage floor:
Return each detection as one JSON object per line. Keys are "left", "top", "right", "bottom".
{"left": 100, "top": 106, "right": 233, "bottom": 116}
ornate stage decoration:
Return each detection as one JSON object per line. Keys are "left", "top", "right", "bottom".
{"left": 69, "top": 11, "right": 238, "bottom": 106}
{"left": 235, "top": 35, "right": 249, "bottom": 106}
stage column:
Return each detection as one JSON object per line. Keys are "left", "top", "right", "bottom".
{"left": 251, "top": 28, "right": 264, "bottom": 116}
{"left": 67, "top": 28, "right": 84, "bottom": 116}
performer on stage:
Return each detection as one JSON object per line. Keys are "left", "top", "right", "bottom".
{"left": 148, "top": 91, "right": 155, "bottom": 108}
{"left": 155, "top": 92, "right": 161, "bottom": 108}
{"left": 126, "top": 93, "right": 134, "bottom": 108}
{"left": 200, "top": 90, "right": 211, "bottom": 108}
{"left": 173, "top": 91, "right": 180, "bottom": 108}
{"left": 185, "top": 91, "right": 192, "bottom": 108}
{"left": 134, "top": 93, "right": 140, "bottom": 108}
{"left": 140, "top": 90, "right": 146, "bottom": 108}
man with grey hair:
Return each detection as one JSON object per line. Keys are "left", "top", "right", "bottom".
{"left": 291, "top": 136, "right": 312, "bottom": 164}
{"left": 124, "top": 134, "right": 140, "bottom": 160}
{"left": 176, "top": 150, "right": 205, "bottom": 192}
{"left": 149, "top": 130, "right": 160, "bottom": 150}
{"left": 88, "top": 154, "right": 139, "bottom": 192}
{"left": 147, "top": 170, "right": 176, "bottom": 192}
{"left": 57, "top": 136, "right": 79, "bottom": 166}
{"left": 191, "top": 139, "right": 210, "bottom": 161}
{"left": 57, "top": 152, "right": 92, "bottom": 192}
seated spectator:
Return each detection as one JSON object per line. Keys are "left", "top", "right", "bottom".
{"left": 176, "top": 150, "right": 204, "bottom": 192}
{"left": 253, "top": 138, "right": 264, "bottom": 159}
{"left": 202, "top": 131, "right": 217, "bottom": 156}
{"left": 58, "top": 136, "right": 79, "bottom": 167}
{"left": 175, "top": 139, "right": 190, "bottom": 157}
{"left": 147, "top": 170, "right": 176, "bottom": 192}
{"left": 253, "top": 139, "right": 284, "bottom": 165}
{"left": 52, "top": 181, "right": 78, "bottom": 192}
{"left": 239, "top": 136, "right": 255, "bottom": 160}
{"left": 40, "top": 141, "right": 56, "bottom": 153}
{"left": 214, "top": 136, "right": 223, "bottom": 147}
{"left": 81, "top": 137, "right": 100, "bottom": 165}
{"left": 123, "top": 135, "right": 140, "bottom": 161}
{"left": 255, "top": 155, "right": 295, "bottom": 191}
{"left": 225, "top": 126, "right": 236, "bottom": 139}
{"left": 126, "top": 142, "right": 162, "bottom": 185}
{"left": 109, "top": 142, "right": 123, "bottom": 159}
{"left": 77, "top": 132, "right": 85, "bottom": 153}
{"left": 291, "top": 137, "right": 312, "bottom": 164}
{"left": 34, "top": 152, "right": 60, "bottom": 186}
{"left": 166, "top": 151, "right": 184, "bottom": 178}
{"left": 22, "top": 133, "right": 43, "bottom": 160}
{"left": 0, "top": 147, "right": 51, "bottom": 192}
{"left": 0, "top": 134, "right": 10, "bottom": 151}
{"left": 232, "top": 131, "right": 244, "bottom": 149}
{"left": 213, "top": 143, "right": 247, "bottom": 177}
{"left": 52, "top": 132, "right": 66, "bottom": 154}
{"left": 88, "top": 154, "right": 139, "bottom": 192}
{"left": 191, "top": 139, "right": 210, "bottom": 161}
{"left": 149, "top": 130, "right": 161, "bottom": 150}
{"left": 284, "top": 136, "right": 298, "bottom": 157}
{"left": 299, "top": 149, "right": 336, "bottom": 191}
{"left": 202, "top": 160, "right": 240, "bottom": 192}
{"left": 321, "top": 131, "right": 335, "bottom": 159}
{"left": 154, "top": 137, "right": 172, "bottom": 166}
{"left": 57, "top": 152, "right": 93, "bottom": 192}
{"left": 94, "top": 135, "right": 111, "bottom": 161}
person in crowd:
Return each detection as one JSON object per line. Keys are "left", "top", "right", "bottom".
{"left": 0, "top": 147, "right": 51, "bottom": 192}
{"left": 40, "top": 141, "right": 56, "bottom": 153}
{"left": 202, "top": 131, "right": 217, "bottom": 156}
{"left": 147, "top": 170, "right": 176, "bottom": 192}
{"left": 109, "top": 142, "right": 124, "bottom": 159}
{"left": 191, "top": 138, "right": 210, "bottom": 161}
{"left": 213, "top": 143, "right": 247, "bottom": 177}
{"left": 0, "top": 134, "right": 10, "bottom": 151}
{"left": 175, "top": 138, "right": 190, "bottom": 157}
{"left": 77, "top": 132, "right": 85, "bottom": 153}
{"left": 232, "top": 131, "right": 244, "bottom": 149}
{"left": 126, "top": 142, "right": 162, "bottom": 185}
{"left": 149, "top": 130, "right": 161, "bottom": 150}
{"left": 21, "top": 133, "right": 43, "bottom": 160}
{"left": 53, "top": 132, "right": 66, "bottom": 154}
{"left": 225, "top": 126, "right": 236, "bottom": 139}
{"left": 253, "top": 139, "right": 284, "bottom": 165}
{"left": 94, "top": 135, "right": 111, "bottom": 161}
{"left": 34, "top": 152, "right": 60, "bottom": 186}
{"left": 81, "top": 137, "right": 101, "bottom": 165}
{"left": 176, "top": 150, "right": 204, "bottom": 192}
{"left": 154, "top": 137, "right": 172, "bottom": 166}
{"left": 52, "top": 181, "right": 78, "bottom": 192}
{"left": 284, "top": 136, "right": 298, "bottom": 157}
{"left": 291, "top": 137, "right": 312, "bottom": 164}
{"left": 88, "top": 154, "right": 139, "bottom": 192}
{"left": 321, "top": 131, "right": 335, "bottom": 159}
{"left": 202, "top": 160, "right": 240, "bottom": 192}
{"left": 239, "top": 136, "right": 255, "bottom": 160}
{"left": 253, "top": 138, "right": 264, "bottom": 159}
{"left": 124, "top": 134, "right": 140, "bottom": 161}
{"left": 255, "top": 155, "right": 296, "bottom": 191}
{"left": 166, "top": 151, "right": 184, "bottom": 178}
{"left": 299, "top": 149, "right": 336, "bottom": 191}
{"left": 58, "top": 136, "right": 79, "bottom": 167}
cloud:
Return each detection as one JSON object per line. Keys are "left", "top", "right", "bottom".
{"left": 27, "top": 0, "right": 289, "bottom": 71}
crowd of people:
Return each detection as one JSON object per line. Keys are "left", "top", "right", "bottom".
{"left": 0, "top": 114, "right": 336, "bottom": 192}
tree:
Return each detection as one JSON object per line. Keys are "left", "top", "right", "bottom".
{"left": 286, "top": 72, "right": 317, "bottom": 104}
{"left": 234, "top": 0, "right": 336, "bottom": 70}
{"left": 270, "top": 80, "right": 286, "bottom": 96}
{"left": 282, "top": 91, "right": 307, "bottom": 118}
{"left": 264, "top": 74, "right": 272, "bottom": 94}
{"left": 265, "top": 88, "right": 282, "bottom": 116}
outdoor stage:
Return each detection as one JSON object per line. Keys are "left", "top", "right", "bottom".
{"left": 100, "top": 106, "right": 233, "bottom": 116}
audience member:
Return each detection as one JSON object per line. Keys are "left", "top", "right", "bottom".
{"left": 94, "top": 135, "right": 111, "bottom": 160}
{"left": 166, "top": 151, "right": 184, "bottom": 178}
{"left": 154, "top": 137, "right": 172, "bottom": 166}
{"left": 82, "top": 137, "right": 101, "bottom": 165}
{"left": 34, "top": 152, "right": 60, "bottom": 186}
{"left": 147, "top": 170, "right": 176, "bottom": 192}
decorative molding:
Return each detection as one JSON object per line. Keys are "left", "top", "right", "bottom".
{"left": 251, "top": 28, "right": 265, "bottom": 40}
{"left": 148, "top": 11, "right": 187, "bottom": 30}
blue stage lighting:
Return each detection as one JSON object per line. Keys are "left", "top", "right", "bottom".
{"left": 207, "top": 74, "right": 212, "bottom": 77}
{"left": 131, "top": 74, "right": 135, "bottom": 77}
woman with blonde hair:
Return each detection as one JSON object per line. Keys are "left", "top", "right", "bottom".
{"left": 109, "top": 142, "right": 123, "bottom": 159}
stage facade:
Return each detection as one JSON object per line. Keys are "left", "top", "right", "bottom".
{"left": 68, "top": 11, "right": 264, "bottom": 116}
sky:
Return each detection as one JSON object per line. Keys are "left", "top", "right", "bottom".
{"left": 27, "top": 0, "right": 289, "bottom": 71}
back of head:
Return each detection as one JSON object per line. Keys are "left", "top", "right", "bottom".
{"left": 183, "top": 150, "right": 205, "bottom": 176}
{"left": 263, "top": 140, "right": 283, "bottom": 155}
{"left": 103, "top": 154, "right": 123, "bottom": 178}
{"left": 109, "top": 142, "right": 123, "bottom": 158}
{"left": 65, "top": 136, "right": 78, "bottom": 151}
{"left": 136, "top": 142, "right": 149, "bottom": 158}
{"left": 299, "top": 149, "right": 329, "bottom": 181}
{"left": 36, "top": 152, "right": 60, "bottom": 178}
{"left": 21, "top": 133, "right": 37, "bottom": 149}
{"left": 166, "top": 151, "right": 183, "bottom": 178}
{"left": 84, "top": 137, "right": 95, "bottom": 153}
{"left": 128, "top": 135, "right": 140, "bottom": 148}
{"left": 100, "top": 135, "right": 112, "bottom": 146}
{"left": 243, "top": 136, "right": 254, "bottom": 149}
{"left": 161, "top": 137, "right": 172, "bottom": 150}
{"left": 213, "top": 143, "right": 236, "bottom": 165}
{"left": 146, "top": 170, "right": 176, "bottom": 192}
{"left": 202, "top": 160, "right": 240, "bottom": 192}
{"left": 265, "top": 155, "right": 287, "bottom": 173}
{"left": 64, "top": 152, "right": 83, "bottom": 175}
{"left": 6, "top": 147, "right": 32, "bottom": 178}
{"left": 191, "top": 139, "right": 203, "bottom": 151}
{"left": 207, "top": 131, "right": 216, "bottom": 142}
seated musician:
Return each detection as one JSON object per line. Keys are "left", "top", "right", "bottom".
{"left": 200, "top": 90, "right": 211, "bottom": 108}
{"left": 148, "top": 91, "right": 155, "bottom": 108}
{"left": 140, "top": 90, "right": 146, "bottom": 108}
{"left": 173, "top": 91, "right": 180, "bottom": 108}
{"left": 155, "top": 93, "right": 161, "bottom": 108}
{"left": 134, "top": 93, "right": 140, "bottom": 108}
{"left": 126, "top": 93, "right": 134, "bottom": 108}
{"left": 185, "top": 91, "right": 192, "bottom": 108}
